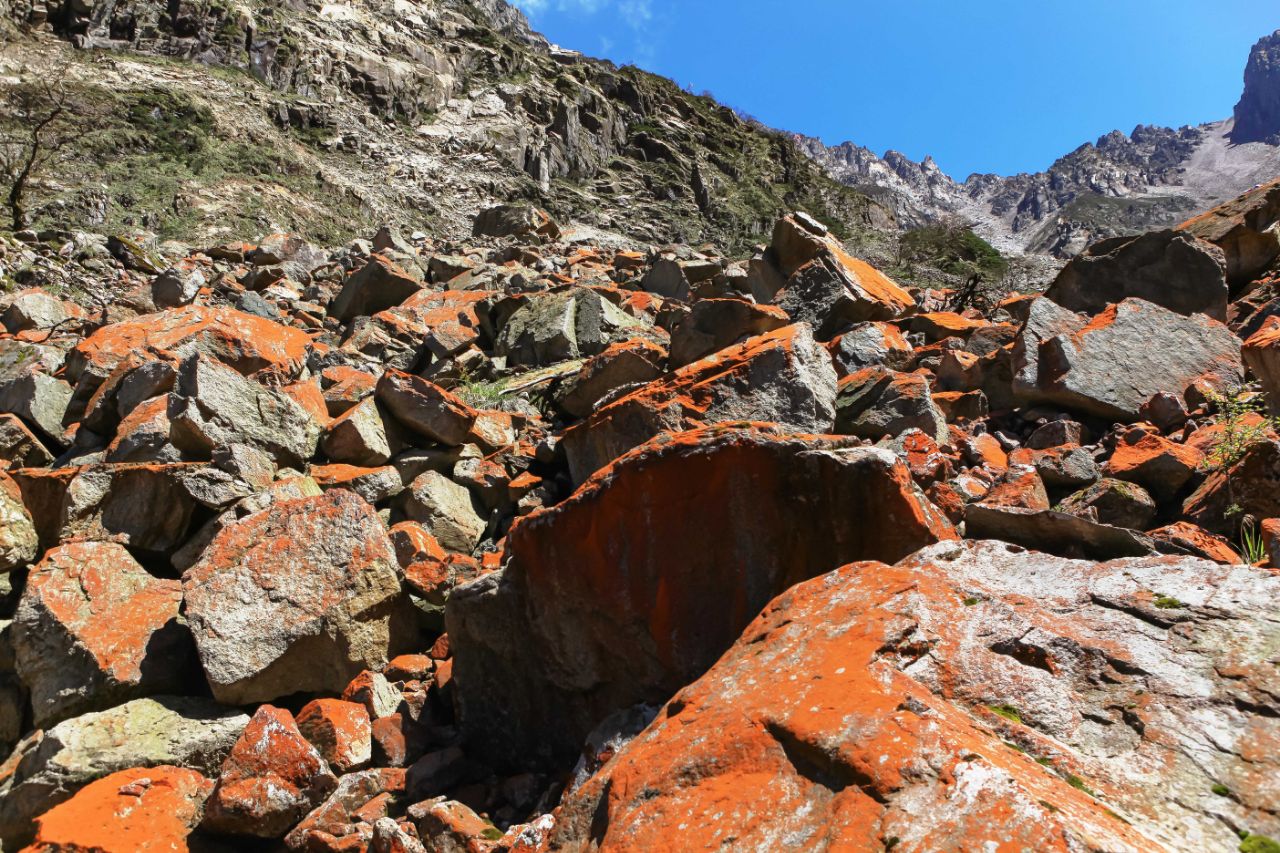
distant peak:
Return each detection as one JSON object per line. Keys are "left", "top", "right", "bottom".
{"left": 1232, "top": 29, "right": 1280, "bottom": 143}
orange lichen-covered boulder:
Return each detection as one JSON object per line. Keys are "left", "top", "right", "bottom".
{"left": 182, "top": 490, "right": 414, "bottom": 705}
{"left": 1104, "top": 429, "right": 1204, "bottom": 501}
{"left": 447, "top": 424, "right": 954, "bottom": 770}
{"left": 201, "top": 705, "right": 337, "bottom": 838}
{"left": 560, "top": 323, "right": 837, "bottom": 483}
{"left": 1179, "top": 177, "right": 1280, "bottom": 287}
{"left": 13, "top": 541, "right": 195, "bottom": 726}
{"left": 21, "top": 766, "right": 212, "bottom": 853}
{"left": 765, "top": 213, "right": 914, "bottom": 338}
{"left": 548, "top": 541, "right": 1280, "bottom": 852}
{"left": 297, "top": 699, "right": 373, "bottom": 773}
{"left": 67, "top": 305, "right": 310, "bottom": 386}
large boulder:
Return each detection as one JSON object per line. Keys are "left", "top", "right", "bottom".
{"left": 22, "top": 766, "right": 212, "bottom": 853}
{"left": 561, "top": 324, "right": 837, "bottom": 483}
{"left": 1044, "top": 230, "right": 1229, "bottom": 320}
{"left": 0, "top": 697, "right": 247, "bottom": 847}
{"left": 447, "top": 425, "right": 954, "bottom": 770}
{"left": 0, "top": 372, "right": 72, "bottom": 444}
{"left": 766, "top": 214, "right": 914, "bottom": 338}
{"left": 1182, "top": 439, "right": 1280, "bottom": 535}
{"left": 472, "top": 204, "right": 560, "bottom": 240}
{"left": 68, "top": 306, "right": 310, "bottom": 387}
{"left": 10, "top": 463, "right": 197, "bottom": 553}
{"left": 495, "top": 289, "right": 643, "bottom": 368}
{"left": 13, "top": 542, "right": 195, "bottom": 726}
{"left": 182, "top": 490, "right": 414, "bottom": 705}
{"left": 667, "top": 298, "right": 789, "bottom": 367}
{"left": 376, "top": 370, "right": 477, "bottom": 446}
{"left": 1180, "top": 178, "right": 1280, "bottom": 287}
{"left": 169, "top": 355, "right": 321, "bottom": 467}
{"left": 1242, "top": 322, "right": 1280, "bottom": 412}
{"left": 833, "top": 366, "right": 948, "bottom": 444}
{"left": 330, "top": 254, "right": 425, "bottom": 322}
{"left": 549, "top": 541, "right": 1280, "bottom": 853}
{"left": 1017, "top": 298, "right": 1242, "bottom": 421}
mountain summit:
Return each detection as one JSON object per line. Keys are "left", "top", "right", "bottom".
{"left": 1234, "top": 28, "right": 1280, "bottom": 143}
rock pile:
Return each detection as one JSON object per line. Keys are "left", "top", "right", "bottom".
{"left": 0, "top": 187, "right": 1278, "bottom": 852}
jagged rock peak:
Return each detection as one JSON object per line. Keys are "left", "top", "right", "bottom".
{"left": 1234, "top": 29, "right": 1280, "bottom": 143}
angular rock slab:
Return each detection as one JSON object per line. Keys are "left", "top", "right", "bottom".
{"left": 447, "top": 425, "right": 955, "bottom": 769}
{"left": 13, "top": 542, "right": 195, "bottom": 726}
{"left": 549, "top": 541, "right": 1280, "bottom": 853}
{"left": 183, "top": 490, "right": 413, "bottom": 705}
{"left": 561, "top": 323, "right": 837, "bottom": 484}
{"left": 1026, "top": 298, "right": 1242, "bottom": 421}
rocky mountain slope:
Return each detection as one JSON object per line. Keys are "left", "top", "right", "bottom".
{"left": 2, "top": 4, "right": 1280, "bottom": 853}
{"left": 0, "top": 0, "right": 889, "bottom": 255}
{"left": 801, "top": 29, "right": 1280, "bottom": 258}
{"left": 0, "top": 175, "right": 1278, "bottom": 850}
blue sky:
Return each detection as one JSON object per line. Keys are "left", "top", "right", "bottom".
{"left": 509, "top": 0, "right": 1278, "bottom": 180}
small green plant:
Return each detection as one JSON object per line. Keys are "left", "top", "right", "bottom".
{"left": 1202, "top": 389, "right": 1280, "bottom": 472}
{"left": 1240, "top": 835, "right": 1280, "bottom": 853}
{"left": 481, "top": 826, "right": 505, "bottom": 841}
{"left": 962, "top": 596, "right": 980, "bottom": 606}
{"left": 1240, "top": 516, "right": 1267, "bottom": 565}
{"left": 1212, "top": 783, "right": 1232, "bottom": 797}
{"left": 1153, "top": 595, "right": 1185, "bottom": 610}
{"left": 988, "top": 704, "right": 1023, "bottom": 724}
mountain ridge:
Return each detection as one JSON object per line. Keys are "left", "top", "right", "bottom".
{"left": 800, "top": 29, "right": 1280, "bottom": 257}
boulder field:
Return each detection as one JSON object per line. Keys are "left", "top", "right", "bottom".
{"left": 0, "top": 189, "right": 1278, "bottom": 852}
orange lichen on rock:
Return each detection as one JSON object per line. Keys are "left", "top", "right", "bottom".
{"left": 447, "top": 424, "right": 954, "bottom": 769}
{"left": 547, "top": 540, "right": 1280, "bottom": 851}
{"left": 21, "top": 765, "right": 212, "bottom": 853}
{"left": 68, "top": 305, "right": 310, "bottom": 383}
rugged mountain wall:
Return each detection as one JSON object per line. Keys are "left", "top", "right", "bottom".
{"left": 804, "top": 29, "right": 1280, "bottom": 258}
{"left": 0, "top": 0, "right": 891, "bottom": 254}
{"left": 1234, "top": 28, "right": 1280, "bottom": 143}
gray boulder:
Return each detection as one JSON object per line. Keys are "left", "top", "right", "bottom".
{"left": 169, "top": 354, "right": 321, "bottom": 466}
{"left": 833, "top": 366, "right": 948, "bottom": 444}
{"left": 182, "top": 490, "right": 413, "bottom": 705}
{"left": 1018, "top": 298, "right": 1242, "bottom": 421}
{"left": 496, "top": 290, "right": 643, "bottom": 368}
{"left": 1045, "top": 230, "right": 1229, "bottom": 320}
{"left": 401, "top": 470, "right": 486, "bottom": 553}
{"left": 0, "top": 472, "right": 36, "bottom": 573}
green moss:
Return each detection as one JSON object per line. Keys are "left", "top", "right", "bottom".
{"left": 1038, "top": 799, "right": 1059, "bottom": 813}
{"left": 1153, "top": 595, "right": 1185, "bottom": 610}
{"left": 1240, "top": 836, "right": 1280, "bottom": 853}
{"left": 1212, "top": 783, "right": 1232, "bottom": 797}
{"left": 962, "top": 597, "right": 980, "bottom": 606}
{"left": 1065, "top": 773, "right": 1096, "bottom": 797}
{"left": 480, "top": 827, "right": 505, "bottom": 841}
{"left": 988, "top": 704, "right": 1023, "bottom": 725}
